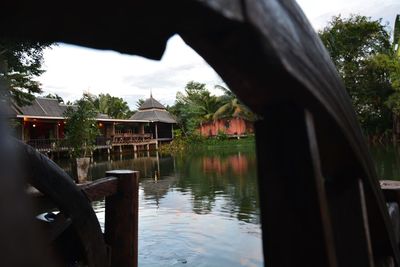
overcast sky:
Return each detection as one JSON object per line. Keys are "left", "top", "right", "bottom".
{"left": 38, "top": 0, "right": 400, "bottom": 108}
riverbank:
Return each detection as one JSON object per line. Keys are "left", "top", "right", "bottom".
{"left": 159, "top": 135, "right": 255, "bottom": 155}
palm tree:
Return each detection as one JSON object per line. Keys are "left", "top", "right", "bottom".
{"left": 213, "top": 85, "right": 255, "bottom": 121}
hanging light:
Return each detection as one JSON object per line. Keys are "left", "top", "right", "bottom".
{"left": 32, "top": 124, "right": 36, "bottom": 128}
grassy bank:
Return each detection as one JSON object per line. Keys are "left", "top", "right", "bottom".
{"left": 159, "top": 135, "right": 255, "bottom": 155}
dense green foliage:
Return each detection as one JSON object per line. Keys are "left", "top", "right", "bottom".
{"left": 90, "top": 93, "right": 133, "bottom": 119}
{"left": 169, "top": 81, "right": 254, "bottom": 135}
{"left": 319, "top": 15, "right": 400, "bottom": 139}
{"left": 0, "top": 40, "right": 52, "bottom": 106}
{"left": 64, "top": 94, "right": 99, "bottom": 158}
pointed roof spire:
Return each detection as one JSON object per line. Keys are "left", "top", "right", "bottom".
{"left": 137, "top": 94, "right": 165, "bottom": 110}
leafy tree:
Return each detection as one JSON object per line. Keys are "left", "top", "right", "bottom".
{"left": 64, "top": 94, "right": 99, "bottom": 158}
{"left": 92, "top": 93, "right": 133, "bottom": 119}
{"left": 170, "top": 81, "right": 221, "bottom": 134}
{"left": 319, "top": 15, "right": 395, "bottom": 137}
{"left": 0, "top": 39, "right": 52, "bottom": 106}
{"left": 44, "top": 93, "right": 64, "bottom": 103}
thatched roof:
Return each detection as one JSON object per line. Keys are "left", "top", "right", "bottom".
{"left": 130, "top": 96, "right": 176, "bottom": 123}
{"left": 139, "top": 96, "right": 165, "bottom": 110}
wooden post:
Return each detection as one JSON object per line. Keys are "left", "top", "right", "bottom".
{"left": 21, "top": 119, "right": 25, "bottom": 142}
{"left": 105, "top": 170, "right": 139, "bottom": 267}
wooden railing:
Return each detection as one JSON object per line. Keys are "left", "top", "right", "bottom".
{"left": 26, "top": 134, "right": 154, "bottom": 151}
{"left": 112, "top": 133, "right": 153, "bottom": 144}
{"left": 26, "top": 138, "right": 69, "bottom": 151}
{"left": 30, "top": 170, "right": 139, "bottom": 267}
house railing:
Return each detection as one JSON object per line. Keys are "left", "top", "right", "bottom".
{"left": 26, "top": 138, "right": 69, "bottom": 151}
{"left": 112, "top": 133, "right": 153, "bottom": 144}
{"left": 25, "top": 133, "right": 154, "bottom": 151}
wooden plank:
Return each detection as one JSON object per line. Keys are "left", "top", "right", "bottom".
{"left": 325, "top": 175, "right": 375, "bottom": 267}
{"left": 37, "top": 213, "right": 72, "bottom": 243}
{"left": 29, "top": 176, "right": 118, "bottom": 200}
{"left": 254, "top": 104, "right": 333, "bottom": 266}
{"left": 80, "top": 177, "right": 118, "bottom": 201}
{"left": 104, "top": 170, "right": 139, "bottom": 267}
{"left": 305, "top": 110, "right": 338, "bottom": 267}
{"left": 380, "top": 180, "right": 400, "bottom": 207}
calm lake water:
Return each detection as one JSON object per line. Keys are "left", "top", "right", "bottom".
{"left": 53, "top": 144, "right": 400, "bottom": 266}
{"left": 57, "top": 145, "right": 263, "bottom": 267}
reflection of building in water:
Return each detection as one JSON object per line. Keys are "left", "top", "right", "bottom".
{"left": 202, "top": 156, "right": 228, "bottom": 174}
{"left": 141, "top": 175, "right": 178, "bottom": 207}
{"left": 87, "top": 152, "right": 175, "bottom": 181}
{"left": 228, "top": 153, "right": 248, "bottom": 175}
{"left": 202, "top": 153, "right": 248, "bottom": 175}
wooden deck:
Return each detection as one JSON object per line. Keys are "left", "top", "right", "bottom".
{"left": 25, "top": 133, "right": 161, "bottom": 153}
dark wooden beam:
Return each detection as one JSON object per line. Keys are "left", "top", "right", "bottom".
{"left": 255, "top": 103, "right": 334, "bottom": 266}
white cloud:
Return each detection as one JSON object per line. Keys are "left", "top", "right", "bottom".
{"left": 39, "top": 35, "right": 224, "bottom": 108}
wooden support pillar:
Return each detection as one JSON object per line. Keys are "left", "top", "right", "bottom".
{"left": 255, "top": 104, "right": 337, "bottom": 267}
{"left": 55, "top": 122, "right": 59, "bottom": 139}
{"left": 105, "top": 170, "right": 139, "bottom": 267}
{"left": 21, "top": 120, "right": 25, "bottom": 142}
{"left": 139, "top": 124, "right": 144, "bottom": 135}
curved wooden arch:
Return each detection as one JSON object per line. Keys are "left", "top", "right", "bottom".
{"left": 1, "top": 0, "right": 399, "bottom": 265}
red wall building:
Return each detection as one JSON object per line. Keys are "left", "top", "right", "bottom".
{"left": 199, "top": 117, "right": 254, "bottom": 137}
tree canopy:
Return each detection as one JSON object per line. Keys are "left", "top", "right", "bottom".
{"left": 64, "top": 94, "right": 99, "bottom": 158}
{"left": 0, "top": 39, "right": 52, "bottom": 106}
{"left": 319, "top": 15, "right": 399, "bottom": 138}
{"left": 90, "top": 93, "right": 133, "bottom": 119}
{"left": 169, "top": 81, "right": 255, "bottom": 135}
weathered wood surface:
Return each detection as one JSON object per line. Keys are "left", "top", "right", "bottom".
{"left": 30, "top": 176, "right": 119, "bottom": 214}
{"left": 16, "top": 140, "right": 108, "bottom": 267}
{"left": 255, "top": 105, "right": 336, "bottom": 266}
{"left": 105, "top": 170, "right": 139, "bottom": 267}
{"left": 1, "top": 0, "right": 399, "bottom": 265}
{"left": 381, "top": 180, "right": 400, "bottom": 205}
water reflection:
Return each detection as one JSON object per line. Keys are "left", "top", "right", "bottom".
{"left": 55, "top": 148, "right": 263, "bottom": 267}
